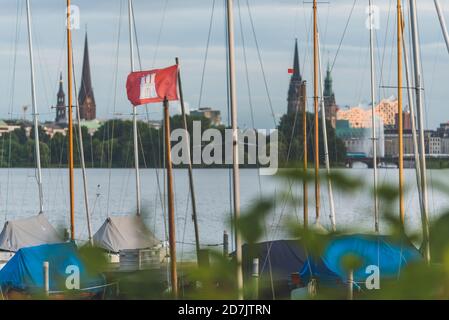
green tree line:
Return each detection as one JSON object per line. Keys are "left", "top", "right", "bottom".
{"left": 0, "top": 113, "right": 346, "bottom": 168}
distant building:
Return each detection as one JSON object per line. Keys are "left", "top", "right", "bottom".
{"left": 43, "top": 123, "right": 67, "bottom": 138}
{"left": 78, "top": 32, "right": 96, "bottom": 120}
{"left": 0, "top": 121, "right": 20, "bottom": 137}
{"left": 80, "top": 119, "right": 102, "bottom": 136}
{"left": 384, "top": 129, "right": 416, "bottom": 157}
{"left": 336, "top": 97, "right": 400, "bottom": 129}
{"left": 394, "top": 111, "right": 411, "bottom": 131}
{"left": 190, "top": 107, "right": 221, "bottom": 126}
{"left": 287, "top": 39, "right": 307, "bottom": 116}
{"left": 323, "top": 63, "right": 338, "bottom": 128}
{"left": 336, "top": 119, "right": 384, "bottom": 157}
{"left": 55, "top": 72, "right": 67, "bottom": 124}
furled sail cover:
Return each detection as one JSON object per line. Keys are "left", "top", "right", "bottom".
{"left": 0, "top": 242, "right": 105, "bottom": 293}
{"left": 93, "top": 215, "right": 159, "bottom": 253}
{"left": 300, "top": 234, "right": 422, "bottom": 287}
{"left": 0, "top": 215, "right": 63, "bottom": 252}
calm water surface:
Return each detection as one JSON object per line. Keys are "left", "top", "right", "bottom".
{"left": 0, "top": 168, "right": 447, "bottom": 260}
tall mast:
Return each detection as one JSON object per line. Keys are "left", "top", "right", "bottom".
{"left": 409, "top": 0, "right": 430, "bottom": 263}
{"left": 26, "top": 0, "right": 44, "bottom": 215}
{"left": 128, "top": 0, "right": 141, "bottom": 215}
{"left": 164, "top": 98, "right": 177, "bottom": 298}
{"left": 369, "top": 0, "right": 379, "bottom": 232}
{"left": 402, "top": 9, "right": 423, "bottom": 217}
{"left": 67, "top": 0, "right": 75, "bottom": 240}
{"left": 176, "top": 57, "right": 201, "bottom": 265}
{"left": 434, "top": 0, "right": 449, "bottom": 55}
{"left": 313, "top": 0, "right": 320, "bottom": 223}
{"left": 226, "top": 0, "right": 243, "bottom": 299}
{"left": 397, "top": 0, "right": 405, "bottom": 225}
{"left": 317, "top": 32, "right": 336, "bottom": 231}
{"left": 73, "top": 51, "right": 93, "bottom": 244}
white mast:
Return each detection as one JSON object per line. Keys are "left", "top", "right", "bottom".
{"left": 128, "top": 0, "right": 141, "bottom": 215}
{"left": 368, "top": 0, "right": 379, "bottom": 232}
{"left": 402, "top": 16, "right": 423, "bottom": 215}
{"left": 74, "top": 69, "right": 93, "bottom": 244}
{"left": 26, "top": 0, "right": 44, "bottom": 214}
{"left": 226, "top": 0, "right": 243, "bottom": 299}
{"left": 409, "top": 0, "right": 430, "bottom": 263}
{"left": 434, "top": 0, "right": 449, "bottom": 55}
{"left": 317, "top": 31, "right": 336, "bottom": 232}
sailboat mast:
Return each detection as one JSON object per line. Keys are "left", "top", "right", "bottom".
{"left": 73, "top": 58, "right": 93, "bottom": 244}
{"left": 226, "top": 0, "right": 243, "bottom": 300}
{"left": 316, "top": 32, "right": 336, "bottom": 231}
{"left": 313, "top": 0, "right": 320, "bottom": 223}
{"left": 409, "top": 0, "right": 431, "bottom": 263}
{"left": 397, "top": 0, "right": 405, "bottom": 225}
{"left": 128, "top": 0, "right": 141, "bottom": 215}
{"left": 25, "top": 0, "right": 44, "bottom": 215}
{"left": 434, "top": 0, "right": 449, "bottom": 55}
{"left": 369, "top": 0, "right": 379, "bottom": 232}
{"left": 67, "top": 0, "right": 75, "bottom": 240}
{"left": 401, "top": 10, "right": 423, "bottom": 218}
{"left": 175, "top": 57, "right": 201, "bottom": 265}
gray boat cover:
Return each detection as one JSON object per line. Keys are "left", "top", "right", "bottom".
{"left": 93, "top": 215, "right": 159, "bottom": 252}
{"left": 0, "top": 214, "right": 63, "bottom": 252}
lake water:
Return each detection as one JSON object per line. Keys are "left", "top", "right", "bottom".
{"left": 0, "top": 168, "right": 448, "bottom": 260}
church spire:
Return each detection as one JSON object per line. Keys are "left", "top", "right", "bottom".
{"left": 78, "top": 31, "right": 96, "bottom": 120}
{"left": 287, "top": 39, "right": 306, "bottom": 115}
{"left": 292, "top": 38, "right": 302, "bottom": 81}
{"left": 55, "top": 71, "right": 66, "bottom": 123}
{"left": 324, "top": 62, "right": 333, "bottom": 98}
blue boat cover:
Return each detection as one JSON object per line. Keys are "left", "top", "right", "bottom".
{"left": 0, "top": 242, "right": 105, "bottom": 293}
{"left": 300, "top": 234, "right": 422, "bottom": 286}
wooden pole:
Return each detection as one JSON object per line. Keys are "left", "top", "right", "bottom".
{"left": 175, "top": 57, "right": 201, "bottom": 265}
{"left": 313, "top": 0, "right": 320, "bottom": 223}
{"left": 398, "top": 0, "right": 405, "bottom": 225}
{"left": 67, "top": 0, "right": 75, "bottom": 240}
{"left": 43, "top": 261, "right": 49, "bottom": 296}
{"left": 223, "top": 230, "right": 229, "bottom": 257}
{"left": 252, "top": 258, "right": 259, "bottom": 300}
{"left": 347, "top": 269, "right": 353, "bottom": 300}
{"left": 164, "top": 98, "right": 177, "bottom": 298}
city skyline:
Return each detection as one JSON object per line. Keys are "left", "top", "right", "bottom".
{"left": 0, "top": 0, "right": 449, "bottom": 130}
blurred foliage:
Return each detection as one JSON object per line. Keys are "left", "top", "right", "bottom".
{"left": 13, "top": 164, "right": 449, "bottom": 300}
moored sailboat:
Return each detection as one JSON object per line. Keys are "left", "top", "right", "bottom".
{"left": 0, "top": 0, "right": 62, "bottom": 258}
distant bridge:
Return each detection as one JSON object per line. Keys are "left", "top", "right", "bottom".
{"left": 345, "top": 153, "right": 449, "bottom": 168}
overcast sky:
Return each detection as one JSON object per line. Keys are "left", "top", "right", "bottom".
{"left": 0, "top": 0, "right": 448, "bottom": 130}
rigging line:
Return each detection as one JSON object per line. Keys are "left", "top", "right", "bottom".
{"left": 329, "top": 0, "right": 357, "bottom": 73}
{"left": 237, "top": 0, "right": 262, "bottom": 197}
{"left": 131, "top": 2, "right": 168, "bottom": 243}
{"left": 245, "top": 0, "right": 277, "bottom": 127}
{"left": 151, "top": 0, "right": 169, "bottom": 68}
{"left": 379, "top": 0, "right": 393, "bottom": 100}
{"left": 198, "top": 0, "right": 216, "bottom": 109}
{"left": 106, "top": 3, "right": 123, "bottom": 218}
{"left": 5, "top": 0, "right": 23, "bottom": 221}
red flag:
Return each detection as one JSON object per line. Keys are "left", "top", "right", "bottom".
{"left": 126, "top": 65, "right": 178, "bottom": 106}
{"left": 288, "top": 68, "right": 294, "bottom": 74}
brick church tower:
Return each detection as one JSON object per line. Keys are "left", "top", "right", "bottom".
{"left": 323, "top": 63, "right": 338, "bottom": 128}
{"left": 78, "top": 32, "right": 96, "bottom": 120}
{"left": 287, "top": 39, "right": 307, "bottom": 115}
{"left": 55, "top": 72, "right": 67, "bottom": 123}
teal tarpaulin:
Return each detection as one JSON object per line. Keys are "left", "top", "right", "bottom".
{"left": 0, "top": 242, "right": 105, "bottom": 293}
